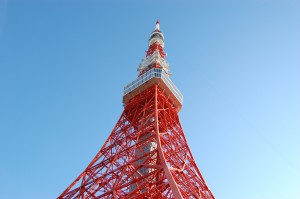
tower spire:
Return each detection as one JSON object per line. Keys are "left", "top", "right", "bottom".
{"left": 137, "top": 20, "right": 169, "bottom": 77}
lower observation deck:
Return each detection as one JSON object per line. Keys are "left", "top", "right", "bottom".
{"left": 123, "top": 68, "right": 183, "bottom": 111}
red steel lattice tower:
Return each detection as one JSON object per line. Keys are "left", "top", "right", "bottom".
{"left": 58, "top": 21, "right": 215, "bottom": 199}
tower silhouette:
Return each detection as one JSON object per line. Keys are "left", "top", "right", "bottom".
{"left": 58, "top": 21, "right": 214, "bottom": 199}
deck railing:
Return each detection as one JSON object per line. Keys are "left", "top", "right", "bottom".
{"left": 124, "top": 68, "right": 183, "bottom": 104}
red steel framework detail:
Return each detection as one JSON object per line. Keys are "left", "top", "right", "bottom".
{"left": 146, "top": 43, "right": 166, "bottom": 59}
{"left": 58, "top": 21, "right": 214, "bottom": 199}
{"left": 58, "top": 86, "right": 214, "bottom": 199}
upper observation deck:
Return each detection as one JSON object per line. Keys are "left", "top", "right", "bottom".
{"left": 123, "top": 68, "right": 183, "bottom": 112}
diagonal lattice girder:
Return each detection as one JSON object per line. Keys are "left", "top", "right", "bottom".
{"left": 58, "top": 85, "right": 214, "bottom": 199}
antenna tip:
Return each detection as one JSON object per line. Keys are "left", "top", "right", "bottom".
{"left": 155, "top": 20, "right": 160, "bottom": 30}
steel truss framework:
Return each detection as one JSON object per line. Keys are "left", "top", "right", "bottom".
{"left": 58, "top": 85, "right": 214, "bottom": 199}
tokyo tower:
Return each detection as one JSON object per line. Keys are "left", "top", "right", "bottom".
{"left": 58, "top": 21, "right": 215, "bottom": 199}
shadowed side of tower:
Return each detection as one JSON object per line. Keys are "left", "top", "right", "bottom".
{"left": 58, "top": 21, "right": 214, "bottom": 199}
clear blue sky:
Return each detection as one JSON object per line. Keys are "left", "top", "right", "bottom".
{"left": 0, "top": 0, "right": 299, "bottom": 198}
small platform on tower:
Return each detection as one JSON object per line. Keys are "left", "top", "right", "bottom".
{"left": 123, "top": 68, "right": 183, "bottom": 112}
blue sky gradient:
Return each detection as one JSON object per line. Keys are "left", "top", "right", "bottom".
{"left": 0, "top": 1, "right": 299, "bottom": 198}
